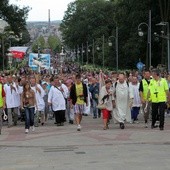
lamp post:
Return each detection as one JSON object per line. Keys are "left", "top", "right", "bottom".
{"left": 77, "top": 45, "right": 80, "bottom": 64}
{"left": 92, "top": 35, "right": 105, "bottom": 68}
{"left": 102, "top": 34, "right": 105, "bottom": 68}
{"left": 86, "top": 41, "right": 89, "bottom": 64}
{"left": 156, "top": 22, "right": 170, "bottom": 71}
{"left": 138, "top": 11, "right": 152, "bottom": 68}
{"left": 81, "top": 43, "right": 85, "bottom": 65}
{"left": 92, "top": 39, "right": 95, "bottom": 66}
{"left": 59, "top": 46, "right": 65, "bottom": 74}
{"left": 37, "top": 44, "right": 41, "bottom": 72}
{"left": 6, "top": 52, "right": 13, "bottom": 69}
{"left": 108, "top": 26, "right": 119, "bottom": 71}
{"left": 86, "top": 42, "right": 93, "bottom": 65}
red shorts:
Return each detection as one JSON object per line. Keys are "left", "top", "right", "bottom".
{"left": 102, "top": 109, "right": 111, "bottom": 119}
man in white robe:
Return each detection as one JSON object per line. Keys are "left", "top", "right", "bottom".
{"left": 4, "top": 75, "right": 21, "bottom": 127}
{"left": 113, "top": 73, "right": 134, "bottom": 129}
{"left": 48, "top": 76, "right": 66, "bottom": 126}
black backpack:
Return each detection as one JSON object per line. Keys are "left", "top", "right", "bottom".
{"left": 114, "top": 81, "right": 129, "bottom": 88}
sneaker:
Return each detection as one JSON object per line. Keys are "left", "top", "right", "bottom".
{"left": 77, "top": 124, "right": 81, "bottom": 131}
{"left": 31, "top": 126, "right": 35, "bottom": 132}
{"left": 129, "top": 120, "right": 134, "bottom": 124}
{"left": 25, "top": 129, "right": 29, "bottom": 134}
{"left": 151, "top": 125, "right": 158, "bottom": 129}
{"left": 155, "top": 121, "right": 159, "bottom": 126}
{"left": 145, "top": 123, "right": 148, "bottom": 128}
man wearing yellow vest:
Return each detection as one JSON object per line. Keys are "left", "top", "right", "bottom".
{"left": 147, "top": 69, "right": 169, "bottom": 130}
{"left": 0, "top": 77, "right": 6, "bottom": 135}
{"left": 139, "top": 70, "right": 151, "bottom": 128}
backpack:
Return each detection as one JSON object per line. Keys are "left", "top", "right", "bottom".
{"left": 114, "top": 81, "right": 129, "bottom": 98}
{"left": 114, "top": 81, "right": 129, "bottom": 88}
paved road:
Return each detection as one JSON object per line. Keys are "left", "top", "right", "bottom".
{"left": 0, "top": 114, "right": 170, "bottom": 170}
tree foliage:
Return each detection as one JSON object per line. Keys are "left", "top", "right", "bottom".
{"left": 60, "top": 0, "right": 169, "bottom": 69}
{"left": 32, "top": 36, "right": 46, "bottom": 53}
{"left": 0, "top": 0, "right": 30, "bottom": 36}
{"left": 47, "top": 35, "right": 61, "bottom": 53}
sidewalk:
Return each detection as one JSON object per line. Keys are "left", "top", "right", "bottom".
{"left": 0, "top": 114, "right": 170, "bottom": 170}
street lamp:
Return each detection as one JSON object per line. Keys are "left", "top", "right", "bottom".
{"left": 6, "top": 52, "right": 13, "bottom": 69}
{"left": 92, "top": 35, "right": 105, "bottom": 68}
{"left": 92, "top": 40, "right": 101, "bottom": 67}
{"left": 108, "top": 26, "right": 118, "bottom": 71}
{"left": 86, "top": 42, "right": 92, "bottom": 65}
{"left": 138, "top": 11, "right": 152, "bottom": 68}
{"left": 156, "top": 22, "right": 170, "bottom": 71}
{"left": 138, "top": 22, "right": 152, "bottom": 68}
{"left": 76, "top": 45, "right": 81, "bottom": 64}
{"left": 81, "top": 43, "right": 85, "bottom": 65}
{"left": 59, "top": 46, "right": 65, "bottom": 74}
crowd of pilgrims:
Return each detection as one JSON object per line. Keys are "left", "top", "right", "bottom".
{"left": 0, "top": 66, "right": 170, "bottom": 134}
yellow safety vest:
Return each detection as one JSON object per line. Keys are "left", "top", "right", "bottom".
{"left": 142, "top": 79, "right": 150, "bottom": 100}
{"left": 149, "top": 78, "right": 168, "bottom": 103}
{"left": 0, "top": 84, "right": 3, "bottom": 108}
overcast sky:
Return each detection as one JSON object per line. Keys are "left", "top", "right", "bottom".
{"left": 9, "top": 0, "right": 74, "bottom": 21}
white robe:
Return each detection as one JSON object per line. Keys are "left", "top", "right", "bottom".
{"left": 61, "top": 83, "right": 69, "bottom": 99}
{"left": 113, "top": 81, "right": 134, "bottom": 123}
{"left": 48, "top": 86, "right": 66, "bottom": 111}
{"left": 31, "top": 84, "right": 45, "bottom": 111}
{"left": 83, "top": 85, "right": 91, "bottom": 115}
{"left": 4, "top": 82, "right": 21, "bottom": 108}
{"left": 129, "top": 82, "right": 141, "bottom": 107}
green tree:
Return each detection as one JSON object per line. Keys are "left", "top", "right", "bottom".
{"left": 32, "top": 36, "right": 46, "bottom": 53}
{"left": 60, "top": 0, "right": 168, "bottom": 69}
{"left": 19, "top": 29, "right": 31, "bottom": 46}
{"left": 60, "top": 0, "right": 116, "bottom": 67}
{"left": 47, "top": 35, "right": 61, "bottom": 53}
{"left": 0, "top": 0, "right": 30, "bottom": 36}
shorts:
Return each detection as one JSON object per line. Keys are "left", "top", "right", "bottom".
{"left": 74, "top": 104, "right": 84, "bottom": 114}
{"left": 102, "top": 109, "right": 111, "bottom": 119}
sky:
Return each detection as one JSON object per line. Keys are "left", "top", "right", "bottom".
{"left": 9, "top": 0, "right": 75, "bottom": 21}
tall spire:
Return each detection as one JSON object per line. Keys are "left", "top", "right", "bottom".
{"left": 48, "top": 9, "right": 51, "bottom": 30}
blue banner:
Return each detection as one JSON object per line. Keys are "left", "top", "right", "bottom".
{"left": 29, "top": 53, "right": 50, "bottom": 69}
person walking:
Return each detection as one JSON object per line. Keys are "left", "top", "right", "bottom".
{"left": 70, "top": 74, "right": 88, "bottom": 131}
{"left": 89, "top": 78, "right": 100, "bottom": 118}
{"left": 139, "top": 70, "right": 151, "bottom": 127}
{"left": 21, "top": 81, "right": 36, "bottom": 133}
{"left": 41, "top": 81, "right": 49, "bottom": 122}
{"left": 147, "top": 69, "right": 169, "bottom": 130}
{"left": 130, "top": 76, "right": 141, "bottom": 123}
{"left": 65, "top": 79, "right": 74, "bottom": 124}
{"left": 30, "top": 76, "right": 45, "bottom": 126}
{"left": 48, "top": 76, "right": 66, "bottom": 126}
{"left": 99, "top": 79, "right": 114, "bottom": 130}
{"left": 4, "top": 75, "right": 21, "bottom": 127}
{"left": 0, "top": 77, "right": 6, "bottom": 135}
{"left": 113, "top": 73, "right": 134, "bottom": 129}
